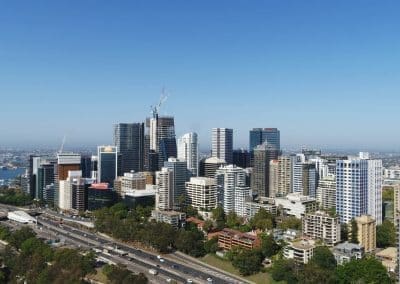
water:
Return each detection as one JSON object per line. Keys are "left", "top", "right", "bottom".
{"left": 0, "top": 168, "right": 26, "bottom": 182}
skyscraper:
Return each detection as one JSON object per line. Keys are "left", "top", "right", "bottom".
{"left": 185, "top": 177, "right": 218, "bottom": 213}
{"left": 233, "top": 149, "right": 250, "bottom": 168}
{"left": 251, "top": 143, "right": 279, "bottom": 197}
{"left": 177, "top": 132, "right": 199, "bottom": 176}
{"left": 336, "top": 155, "right": 382, "bottom": 224}
{"left": 113, "top": 123, "right": 145, "bottom": 174}
{"left": 212, "top": 128, "right": 233, "bottom": 164}
{"left": 97, "top": 146, "right": 118, "bottom": 184}
{"left": 149, "top": 116, "right": 177, "bottom": 169}
{"left": 164, "top": 158, "right": 189, "bottom": 209}
{"left": 249, "top": 128, "right": 280, "bottom": 165}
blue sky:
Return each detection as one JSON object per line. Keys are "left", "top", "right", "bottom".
{"left": 0, "top": 1, "right": 399, "bottom": 151}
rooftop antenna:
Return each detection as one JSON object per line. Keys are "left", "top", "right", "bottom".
{"left": 150, "top": 87, "right": 169, "bottom": 118}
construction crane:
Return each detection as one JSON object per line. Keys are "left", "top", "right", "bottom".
{"left": 58, "top": 135, "right": 66, "bottom": 154}
{"left": 150, "top": 87, "right": 169, "bottom": 118}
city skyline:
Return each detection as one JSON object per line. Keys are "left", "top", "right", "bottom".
{"left": 1, "top": 1, "right": 399, "bottom": 150}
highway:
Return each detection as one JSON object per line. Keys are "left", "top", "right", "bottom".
{"left": 0, "top": 204, "right": 248, "bottom": 284}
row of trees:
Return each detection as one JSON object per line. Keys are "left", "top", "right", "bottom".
{"left": 102, "top": 264, "right": 148, "bottom": 284}
{"left": 0, "top": 226, "right": 96, "bottom": 283}
{"left": 210, "top": 205, "right": 301, "bottom": 232}
{"left": 270, "top": 246, "right": 394, "bottom": 284}
{"left": 94, "top": 203, "right": 210, "bottom": 255}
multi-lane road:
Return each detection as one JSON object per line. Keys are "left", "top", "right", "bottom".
{"left": 0, "top": 205, "right": 250, "bottom": 284}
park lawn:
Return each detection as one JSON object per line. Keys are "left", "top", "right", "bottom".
{"left": 201, "top": 254, "right": 281, "bottom": 284}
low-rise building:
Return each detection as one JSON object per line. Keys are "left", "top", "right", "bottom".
{"left": 333, "top": 242, "right": 364, "bottom": 265}
{"left": 302, "top": 211, "right": 341, "bottom": 246}
{"left": 245, "top": 197, "right": 277, "bottom": 220}
{"left": 275, "top": 193, "right": 317, "bottom": 218}
{"left": 375, "top": 247, "right": 396, "bottom": 273}
{"left": 218, "top": 228, "right": 260, "bottom": 250}
{"left": 151, "top": 210, "right": 186, "bottom": 229}
{"left": 283, "top": 239, "right": 315, "bottom": 264}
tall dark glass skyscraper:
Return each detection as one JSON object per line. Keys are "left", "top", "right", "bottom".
{"left": 113, "top": 123, "right": 145, "bottom": 174}
{"left": 249, "top": 128, "right": 280, "bottom": 165}
{"left": 97, "top": 146, "right": 118, "bottom": 184}
{"left": 249, "top": 128, "right": 280, "bottom": 151}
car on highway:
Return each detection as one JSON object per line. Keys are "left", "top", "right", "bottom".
{"left": 186, "top": 279, "right": 193, "bottom": 283}
{"left": 159, "top": 258, "right": 165, "bottom": 262}
{"left": 207, "top": 277, "right": 213, "bottom": 283}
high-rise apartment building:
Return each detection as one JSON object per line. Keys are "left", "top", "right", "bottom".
{"left": 215, "top": 165, "right": 248, "bottom": 214}
{"left": 177, "top": 132, "right": 199, "bottom": 177}
{"left": 212, "top": 128, "right": 233, "bottom": 164}
{"left": 302, "top": 211, "right": 341, "bottom": 246}
{"left": 336, "top": 155, "right": 382, "bottom": 224}
{"left": 251, "top": 143, "right": 279, "bottom": 197}
{"left": 113, "top": 123, "right": 145, "bottom": 174}
{"left": 185, "top": 177, "right": 218, "bottom": 213}
{"left": 97, "top": 146, "right": 118, "bottom": 184}
{"left": 355, "top": 215, "right": 376, "bottom": 252}
{"left": 155, "top": 167, "right": 174, "bottom": 211}
{"left": 57, "top": 153, "right": 81, "bottom": 181}
{"left": 269, "top": 156, "right": 292, "bottom": 198}
{"left": 316, "top": 174, "right": 336, "bottom": 210}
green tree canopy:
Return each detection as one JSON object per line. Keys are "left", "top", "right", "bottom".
{"left": 260, "top": 234, "right": 280, "bottom": 258}
{"left": 212, "top": 206, "right": 226, "bottom": 230}
{"left": 250, "top": 208, "right": 274, "bottom": 230}
{"left": 231, "top": 249, "right": 264, "bottom": 276}
{"left": 335, "top": 256, "right": 393, "bottom": 284}
{"left": 309, "top": 246, "right": 336, "bottom": 270}
{"left": 278, "top": 216, "right": 301, "bottom": 230}
{"left": 376, "top": 220, "right": 396, "bottom": 248}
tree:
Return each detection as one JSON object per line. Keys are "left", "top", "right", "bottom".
{"left": 175, "top": 229, "right": 205, "bottom": 257}
{"left": 103, "top": 264, "right": 148, "bottom": 284}
{"left": 298, "top": 262, "right": 336, "bottom": 284}
{"left": 260, "top": 234, "right": 280, "bottom": 258}
{"left": 231, "top": 249, "right": 263, "bottom": 276}
{"left": 310, "top": 246, "right": 336, "bottom": 270}
{"left": 278, "top": 216, "right": 301, "bottom": 230}
{"left": 212, "top": 206, "right": 226, "bottom": 230}
{"left": 382, "top": 186, "right": 394, "bottom": 203}
{"left": 350, "top": 219, "right": 358, "bottom": 244}
{"left": 204, "top": 237, "right": 219, "bottom": 254}
{"left": 8, "top": 227, "right": 36, "bottom": 249}
{"left": 226, "top": 212, "right": 242, "bottom": 229}
{"left": 250, "top": 208, "right": 274, "bottom": 230}
{"left": 270, "top": 258, "right": 298, "bottom": 283}
{"left": 203, "top": 219, "right": 214, "bottom": 233}
{"left": 335, "top": 256, "right": 393, "bottom": 284}
{"left": 376, "top": 220, "right": 396, "bottom": 248}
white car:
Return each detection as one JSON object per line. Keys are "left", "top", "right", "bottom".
{"left": 207, "top": 277, "right": 213, "bottom": 283}
{"left": 186, "top": 280, "right": 193, "bottom": 284}
{"left": 159, "top": 258, "right": 165, "bottom": 262}
{"left": 166, "top": 279, "right": 172, "bottom": 283}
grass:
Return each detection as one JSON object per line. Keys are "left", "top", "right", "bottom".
{"left": 200, "top": 254, "right": 281, "bottom": 284}
{"left": 87, "top": 268, "right": 108, "bottom": 283}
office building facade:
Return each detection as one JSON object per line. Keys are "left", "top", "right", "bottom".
{"left": 113, "top": 123, "right": 145, "bottom": 174}
{"left": 211, "top": 128, "right": 233, "bottom": 164}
